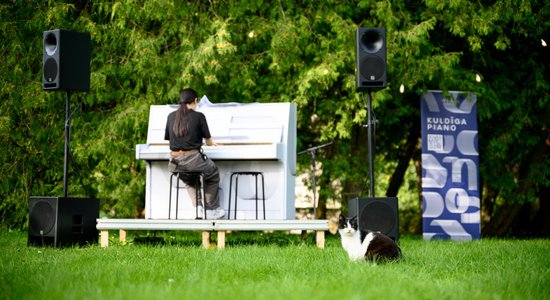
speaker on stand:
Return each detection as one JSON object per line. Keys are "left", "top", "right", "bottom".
{"left": 42, "top": 29, "right": 90, "bottom": 91}
{"left": 28, "top": 197, "right": 99, "bottom": 247}
{"left": 349, "top": 197, "right": 399, "bottom": 241}
{"left": 355, "top": 27, "right": 387, "bottom": 91}
{"left": 30, "top": 30, "right": 97, "bottom": 247}
{"left": 352, "top": 28, "right": 397, "bottom": 241}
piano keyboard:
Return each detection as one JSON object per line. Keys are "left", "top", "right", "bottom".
{"left": 136, "top": 143, "right": 283, "bottom": 160}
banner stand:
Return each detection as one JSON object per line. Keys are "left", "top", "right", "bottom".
{"left": 421, "top": 91, "right": 481, "bottom": 240}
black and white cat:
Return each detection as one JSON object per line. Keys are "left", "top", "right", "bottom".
{"left": 338, "top": 214, "right": 402, "bottom": 262}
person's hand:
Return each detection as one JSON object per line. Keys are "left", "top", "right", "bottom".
{"left": 205, "top": 138, "right": 218, "bottom": 146}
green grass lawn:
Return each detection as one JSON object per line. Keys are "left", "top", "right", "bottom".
{"left": 1, "top": 229, "right": 549, "bottom": 300}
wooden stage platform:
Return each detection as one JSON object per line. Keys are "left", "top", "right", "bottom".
{"left": 96, "top": 219, "right": 329, "bottom": 249}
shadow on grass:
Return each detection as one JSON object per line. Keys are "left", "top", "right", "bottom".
{"left": 129, "top": 231, "right": 335, "bottom": 247}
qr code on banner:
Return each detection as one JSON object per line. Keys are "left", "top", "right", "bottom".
{"left": 427, "top": 134, "right": 443, "bottom": 151}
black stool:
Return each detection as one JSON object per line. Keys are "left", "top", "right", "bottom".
{"left": 169, "top": 172, "right": 206, "bottom": 219}
{"left": 228, "top": 172, "right": 265, "bottom": 220}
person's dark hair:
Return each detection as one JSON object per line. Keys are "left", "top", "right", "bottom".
{"left": 173, "top": 88, "right": 198, "bottom": 137}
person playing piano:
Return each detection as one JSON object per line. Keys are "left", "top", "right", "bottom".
{"left": 164, "top": 88, "right": 225, "bottom": 219}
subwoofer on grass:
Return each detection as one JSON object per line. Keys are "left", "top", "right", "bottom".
{"left": 28, "top": 197, "right": 99, "bottom": 247}
{"left": 348, "top": 197, "right": 399, "bottom": 241}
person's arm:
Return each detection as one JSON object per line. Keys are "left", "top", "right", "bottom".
{"left": 205, "top": 137, "right": 218, "bottom": 146}
{"left": 164, "top": 119, "right": 170, "bottom": 140}
{"left": 199, "top": 112, "right": 217, "bottom": 146}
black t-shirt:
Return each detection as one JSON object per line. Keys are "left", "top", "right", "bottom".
{"left": 164, "top": 110, "right": 211, "bottom": 151}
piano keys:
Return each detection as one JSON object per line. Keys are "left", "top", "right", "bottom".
{"left": 136, "top": 100, "right": 297, "bottom": 220}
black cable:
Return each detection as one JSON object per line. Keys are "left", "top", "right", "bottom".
{"left": 367, "top": 90, "right": 375, "bottom": 198}
{"left": 66, "top": 93, "right": 97, "bottom": 200}
{"left": 359, "top": 93, "right": 369, "bottom": 198}
{"left": 372, "top": 100, "right": 377, "bottom": 162}
{"left": 68, "top": 149, "right": 96, "bottom": 199}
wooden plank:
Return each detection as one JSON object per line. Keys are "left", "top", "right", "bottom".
{"left": 202, "top": 232, "right": 211, "bottom": 249}
{"left": 316, "top": 231, "right": 325, "bottom": 249}
{"left": 96, "top": 219, "right": 330, "bottom": 249}
{"left": 119, "top": 229, "right": 127, "bottom": 244}
{"left": 96, "top": 219, "right": 329, "bottom": 231}
{"left": 217, "top": 231, "right": 226, "bottom": 250}
{"left": 96, "top": 219, "right": 216, "bottom": 231}
{"left": 214, "top": 219, "right": 329, "bottom": 231}
{"left": 100, "top": 230, "right": 109, "bottom": 248}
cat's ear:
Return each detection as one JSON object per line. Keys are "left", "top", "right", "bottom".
{"left": 339, "top": 214, "right": 346, "bottom": 222}
{"left": 350, "top": 215, "right": 357, "bottom": 221}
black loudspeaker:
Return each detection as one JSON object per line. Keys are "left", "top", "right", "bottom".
{"left": 42, "top": 29, "right": 90, "bottom": 91}
{"left": 355, "top": 27, "right": 387, "bottom": 91}
{"left": 28, "top": 197, "right": 99, "bottom": 247}
{"left": 348, "top": 197, "right": 399, "bottom": 241}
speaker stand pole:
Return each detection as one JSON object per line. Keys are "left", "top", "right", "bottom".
{"left": 63, "top": 90, "right": 72, "bottom": 199}
{"left": 311, "top": 150, "right": 317, "bottom": 220}
{"left": 366, "top": 90, "right": 375, "bottom": 198}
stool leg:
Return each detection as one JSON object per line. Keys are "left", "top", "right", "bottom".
{"left": 255, "top": 174, "right": 258, "bottom": 220}
{"left": 234, "top": 176, "right": 239, "bottom": 220}
{"left": 227, "top": 174, "right": 233, "bottom": 220}
{"left": 200, "top": 174, "right": 206, "bottom": 220}
{"left": 195, "top": 175, "right": 200, "bottom": 219}
{"left": 169, "top": 173, "right": 174, "bottom": 219}
{"left": 175, "top": 173, "right": 180, "bottom": 219}
{"left": 260, "top": 173, "right": 266, "bottom": 220}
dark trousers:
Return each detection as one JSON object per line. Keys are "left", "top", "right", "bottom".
{"left": 168, "top": 151, "right": 220, "bottom": 210}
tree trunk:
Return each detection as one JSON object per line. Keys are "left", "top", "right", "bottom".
{"left": 412, "top": 150, "right": 423, "bottom": 234}
{"left": 530, "top": 185, "right": 550, "bottom": 237}
{"left": 480, "top": 185, "right": 497, "bottom": 228}
{"left": 482, "top": 135, "right": 549, "bottom": 236}
{"left": 345, "top": 123, "right": 370, "bottom": 200}
{"left": 315, "top": 146, "right": 335, "bottom": 220}
{"left": 482, "top": 203, "right": 523, "bottom": 236}
{"left": 386, "top": 118, "right": 420, "bottom": 197}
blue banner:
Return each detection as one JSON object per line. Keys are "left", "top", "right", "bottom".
{"left": 421, "top": 91, "right": 480, "bottom": 240}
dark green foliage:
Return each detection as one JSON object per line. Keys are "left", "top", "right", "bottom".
{"left": 1, "top": 1, "right": 548, "bottom": 235}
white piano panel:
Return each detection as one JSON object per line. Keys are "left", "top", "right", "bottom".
{"left": 200, "top": 109, "right": 233, "bottom": 140}
{"left": 203, "top": 106, "right": 283, "bottom": 143}
{"left": 145, "top": 103, "right": 286, "bottom": 145}
{"left": 145, "top": 160, "right": 293, "bottom": 220}
{"left": 146, "top": 105, "right": 178, "bottom": 145}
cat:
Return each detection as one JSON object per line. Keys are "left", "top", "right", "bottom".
{"left": 338, "top": 214, "right": 402, "bottom": 262}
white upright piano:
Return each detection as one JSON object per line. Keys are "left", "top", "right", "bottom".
{"left": 136, "top": 99, "right": 297, "bottom": 220}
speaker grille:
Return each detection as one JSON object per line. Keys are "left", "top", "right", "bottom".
{"left": 360, "top": 201, "right": 397, "bottom": 233}
{"left": 43, "top": 58, "right": 58, "bottom": 83}
{"left": 359, "top": 56, "right": 385, "bottom": 81}
{"left": 29, "top": 201, "right": 56, "bottom": 236}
